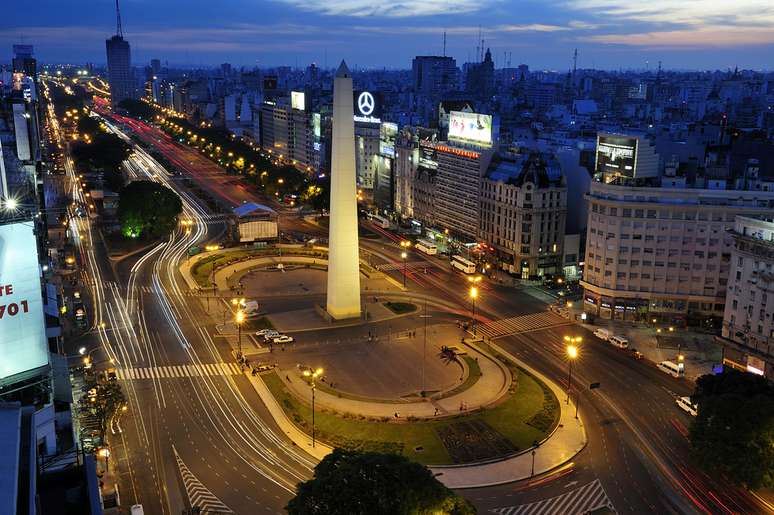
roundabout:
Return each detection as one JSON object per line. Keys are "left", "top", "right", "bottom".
{"left": 180, "top": 244, "right": 585, "bottom": 482}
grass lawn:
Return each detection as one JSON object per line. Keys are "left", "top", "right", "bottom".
{"left": 384, "top": 302, "right": 418, "bottom": 315}
{"left": 435, "top": 356, "right": 481, "bottom": 400}
{"left": 191, "top": 250, "right": 256, "bottom": 287}
{"left": 263, "top": 363, "right": 557, "bottom": 465}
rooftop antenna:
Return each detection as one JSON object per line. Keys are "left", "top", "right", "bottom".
{"left": 443, "top": 30, "right": 447, "bottom": 57}
{"left": 115, "top": 0, "right": 123, "bottom": 37}
{"left": 572, "top": 48, "right": 578, "bottom": 76}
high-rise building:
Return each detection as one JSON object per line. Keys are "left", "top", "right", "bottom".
{"left": 720, "top": 215, "right": 774, "bottom": 379}
{"left": 465, "top": 48, "right": 495, "bottom": 99}
{"left": 105, "top": 0, "right": 133, "bottom": 106}
{"left": 412, "top": 56, "right": 457, "bottom": 96}
{"left": 11, "top": 44, "right": 36, "bottom": 80}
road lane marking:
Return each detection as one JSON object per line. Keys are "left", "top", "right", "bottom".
{"left": 491, "top": 479, "right": 615, "bottom": 515}
{"left": 116, "top": 362, "right": 243, "bottom": 380}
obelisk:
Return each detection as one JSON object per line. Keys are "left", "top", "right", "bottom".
{"left": 326, "top": 61, "right": 361, "bottom": 319}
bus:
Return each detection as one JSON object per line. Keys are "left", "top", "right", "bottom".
{"left": 451, "top": 255, "right": 476, "bottom": 274}
{"left": 367, "top": 213, "right": 391, "bottom": 229}
{"left": 415, "top": 238, "right": 438, "bottom": 256}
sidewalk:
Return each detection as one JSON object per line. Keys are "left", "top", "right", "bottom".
{"left": 428, "top": 339, "right": 587, "bottom": 489}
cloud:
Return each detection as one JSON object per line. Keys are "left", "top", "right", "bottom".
{"left": 352, "top": 22, "right": 590, "bottom": 36}
{"left": 565, "top": 0, "right": 774, "bottom": 27}
{"left": 272, "top": 0, "right": 493, "bottom": 17}
{"left": 582, "top": 26, "right": 774, "bottom": 48}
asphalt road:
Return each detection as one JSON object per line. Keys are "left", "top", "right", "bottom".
{"left": 66, "top": 105, "right": 771, "bottom": 515}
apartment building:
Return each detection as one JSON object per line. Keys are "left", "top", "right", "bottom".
{"left": 581, "top": 181, "right": 774, "bottom": 321}
{"left": 720, "top": 216, "right": 774, "bottom": 379}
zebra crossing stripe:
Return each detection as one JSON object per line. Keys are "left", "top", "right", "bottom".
{"left": 478, "top": 312, "right": 570, "bottom": 340}
{"left": 172, "top": 445, "right": 233, "bottom": 514}
{"left": 491, "top": 479, "right": 615, "bottom": 515}
{"left": 114, "top": 363, "right": 243, "bottom": 380}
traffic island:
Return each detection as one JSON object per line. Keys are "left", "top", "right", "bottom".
{"left": 258, "top": 334, "right": 559, "bottom": 466}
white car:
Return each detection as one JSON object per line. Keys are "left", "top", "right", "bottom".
{"left": 676, "top": 396, "right": 698, "bottom": 417}
{"left": 272, "top": 335, "right": 294, "bottom": 344}
{"left": 255, "top": 329, "right": 277, "bottom": 337}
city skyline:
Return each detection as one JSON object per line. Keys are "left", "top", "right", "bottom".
{"left": 2, "top": 0, "right": 774, "bottom": 70}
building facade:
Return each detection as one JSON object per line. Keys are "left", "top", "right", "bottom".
{"left": 480, "top": 153, "right": 567, "bottom": 278}
{"left": 582, "top": 181, "right": 774, "bottom": 321}
{"left": 105, "top": 35, "right": 134, "bottom": 106}
{"left": 720, "top": 216, "right": 774, "bottom": 379}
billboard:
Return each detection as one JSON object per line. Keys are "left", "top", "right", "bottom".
{"left": 0, "top": 222, "right": 49, "bottom": 383}
{"left": 448, "top": 111, "right": 493, "bottom": 148}
{"left": 312, "top": 113, "right": 321, "bottom": 143}
{"left": 596, "top": 135, "right": 637, "bottom": 177}
{"left": 291, "top": 91, "right": 305, "bottom": 111}
{"left": 379, "top": 122, "right": 398, "bottom": 157}
{"left": 353, "top": 90, "right": 382, "bottom": 124}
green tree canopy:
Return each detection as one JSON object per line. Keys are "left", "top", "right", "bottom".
{"left": 71, "top": 132, "right": 131, "bottom": 191}
{"left": 286, "top": 449, "right": 476, "bottom": 515}
{"left": 117, "top": 98, "right": 157, "bottom": 120}
{"left": 689, "top": 370, "right": 774, "bottom": 489}
{"left": 118, "top": 180, "right": 183, "bottom": 239}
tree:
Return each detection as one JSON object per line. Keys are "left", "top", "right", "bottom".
{"left": 71, "top": 132, "right": 131, "bottom": 192}
{"left": 689, "top": 370, "right": 774, "bottom": 489}
{"left": 286, "top": 449, "right": 476, "bottom": 515}
{"left": 117, "top": 98, "right": 156, "bottom": 120}
{"left": 118, "top": 180, "right": 182, "bottom": 239}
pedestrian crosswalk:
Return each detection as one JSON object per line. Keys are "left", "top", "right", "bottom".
{"left": 375, "top": 261, "right": 438, "bottom": 272}
{"left": 116, "top": 362, "right": 243, "bottom": 380}
{"left": 173, "top": 445, "right": 233, "bottom": 514}
{"left": 477, "top": 311, "right": 570, "bottom": 340}
{"left": 492, "top": 479, "right": 615, "bottom": 515}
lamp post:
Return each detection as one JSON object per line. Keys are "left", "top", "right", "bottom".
{"left": 564, "top": 336, "right": 581, "bottom": 404}
{"left": 235, "top": 309, "right": 245, "bottom": 359}
{"left": 468, "top": 275, "right": 482, "bottom": 336}
{"left": 400, "top": 240, "right": 411, "bottom": 288}
{"left": 302, "top": 367, "right": 324, "bottom": 447}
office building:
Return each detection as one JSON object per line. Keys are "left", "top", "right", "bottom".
{"left": 595, "top": 132, "right": 660, "bottom": 183}
{"left": 720, "top": 216, "right": 774, "bottom": 379}
{"left": 582, "top": 181, "right": 774, "bottom": 321}
{"left": 412, "top": 56, "right": 457, "bottom": 96}
{"left": 105, "top": 35, "right": 133, "bottom": 106}
{"left": 260, "top": 97, "right": 314, "bottom": 171}
{"left": 480, "top": 153, "right": 567, "bottom": 278}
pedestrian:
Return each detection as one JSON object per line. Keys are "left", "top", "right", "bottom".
{"left": 434, "top": 407, "right": 439, "bottom": 416}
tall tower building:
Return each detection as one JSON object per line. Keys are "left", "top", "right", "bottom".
{"left": 326, "top": 61, "right": 361, "bottom": 320}
{"left": 106, "top": 0, "right": 133, "bottom": 106}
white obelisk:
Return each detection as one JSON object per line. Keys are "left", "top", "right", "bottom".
{"left": 326, "top": 61, "right": 361, "bottom": 319}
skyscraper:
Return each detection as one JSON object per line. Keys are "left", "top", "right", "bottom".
{"left": 105, "top": 0, "right": 134, "bottom": 106}
{"left": 412, "top": 56, "right": 457, "bottom": 96}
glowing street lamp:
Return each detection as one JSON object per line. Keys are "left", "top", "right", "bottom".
{"left": 235, "top": 310, "right": 245, "bottom": 358}
{"left": 468, "top": 276, "right": 482, "bottom": 335}
{"left": 302, "top": 367, "right": 324, "bottom": 447}
{"left": 564, "top": 336, "right": 582, "bottom": 404}
{"left": 400, "top": 240, "right": 411, "bottom": 288}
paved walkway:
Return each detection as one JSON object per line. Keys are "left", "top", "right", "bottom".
{"left": 278, "top": 339, "right": 510, "bottom": 417}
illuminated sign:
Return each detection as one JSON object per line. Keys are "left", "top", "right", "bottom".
{"left": 0, "top": 222, "right": 49, "bottom": 383}
{"left": 747, "top": 356, "right": 765, "bottom": 376}
{"left": 312, "top": 113, "right": 321, "bottom": 143}
{"left": 596, "top": 135, "right": 637, "bottom": 177}
{"left": 380, "top": 122, "right": 397, "bottom": 158}
{"left": 448, "top": 111, "right": 493, "bottom": 148}
{"left": 291, "top": 91, "right": 305, "bottom": 111}
{"left": 353, "top": 90, "right": 381, "bottom": 124}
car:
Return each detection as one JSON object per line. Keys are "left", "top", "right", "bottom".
{"left": 676, "top": 396, "right": 698, "bottom": 417}
{"left": 255, "top": 329, "right": 276, "bottom": 337}
{"left": 260, "top": 330, "right": 280, "bottom": 341}
{"left": 628, "top": 348, "right": 644, "bottom": 360}
{"left": 272, "top": 335, "right": 294, "bottom": 344}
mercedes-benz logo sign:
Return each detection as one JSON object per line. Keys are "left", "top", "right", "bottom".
{"left": 358, "top": 92, "right": 375, "bottom": 116}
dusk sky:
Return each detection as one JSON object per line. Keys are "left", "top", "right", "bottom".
{"left": 3, "top": 0, "right": 774, "bottom": 70}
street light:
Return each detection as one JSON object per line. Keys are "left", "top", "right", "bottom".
{"left": 302, "top": 367, "right": 324, "bottom": 448}
{"left": 400, "top": 240, "right": 411, "bottom": 288}
{"left": 235, "top": 310, "right": 245, "bottom": 359}
{"left": 564, "top": 336, "right": 581, "bottom": 404}
{"left": 468, "top": 276, "right": 482, "bottom": 336}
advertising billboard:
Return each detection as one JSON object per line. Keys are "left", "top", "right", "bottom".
{"left": 448, "top": 111, "right": 493, "bottom": 148}
{"left": 596, "top": 135, "right": 637, "bottom": 177}
{"left": 312, "top": 113, "right": 321, "bottom": 143}
{"left": 379, "top": 122, "right": 398, "bottom": 157}
{"left": 291, "top": 91, "right": 305, "bottom": 111}
{"left": 353, "top": 90, "right": 382, "bottom": 124}
{"left": 0, "top": 222, "right": 49, "bottom": 383}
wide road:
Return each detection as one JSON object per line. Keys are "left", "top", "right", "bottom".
{"left": 92, "top": 106, "right": 771, "bottom": 514}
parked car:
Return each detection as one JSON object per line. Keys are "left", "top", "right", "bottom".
{"left": 593, "top": 328, "right": 612, "bottom": 341}
{"left": 272, "top": 335, "right": 294, "bottom": 344}
{"left": 628, "top": 348, "right": 644, "bottom": 360}
{"left": 255, "top": 329, "right": 277, "bottom": 337}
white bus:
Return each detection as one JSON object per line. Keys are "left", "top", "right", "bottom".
{"left": 451, "top": 255, "right": 476, "bottom": 274}
{"left": 367, "top": 213, "right": 391, "bottom": 229}
{"left": 657, "top": 360, "right": 685, "bottom": 378}
{"left": 415, "top": 238, "right": 438, "bottom": 256}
